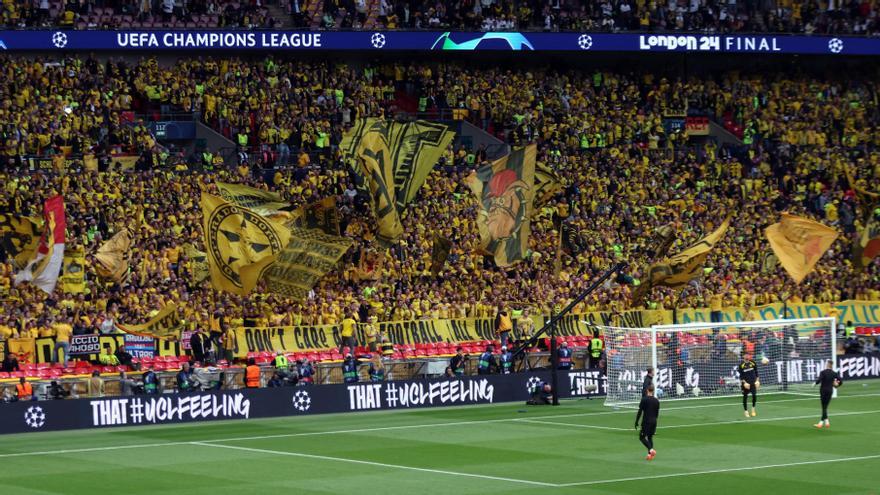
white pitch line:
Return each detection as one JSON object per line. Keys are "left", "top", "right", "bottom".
{"left": 516, "top": 418, "right": 630, "bottom": 431}
{"left": 525, "top": 409, "right": 880, "bottom": 432}
{"left": 1, "top": 391, "right": 878, "bottom": 459}
{"left": 556, "top": 454, "right": 880, "bottom": 487}
{"left": 190, "top": 441, "right": 556, "bottom": 487}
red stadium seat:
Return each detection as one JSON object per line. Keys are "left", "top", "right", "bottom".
{"left": 0, "top": 372, "right": 9, "bottom": 379}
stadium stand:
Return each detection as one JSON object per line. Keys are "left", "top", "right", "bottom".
{"left": 1, "top": 56, "right": 877, "bottom": 340}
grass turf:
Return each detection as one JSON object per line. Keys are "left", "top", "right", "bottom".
{"left": 1, "top": 379, "right": 878, "bottom": 494}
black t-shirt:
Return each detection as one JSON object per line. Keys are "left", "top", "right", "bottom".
{"left": 816, "top": 369, "right": 841, "bottom": 391}
{"left": 642, "top": 374, "right": 653, "bottom": 397}
{"left": 636, "top": 396, "right": 660, "bottom": 426}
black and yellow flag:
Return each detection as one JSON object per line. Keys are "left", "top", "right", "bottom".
{"left": 533, "top": 162, "right": 564, "bottom": 213}
{"left": 215, "top": 182, "right": 293, "bottom": 220}
{"left": 0, "top": 214, "right": 42, "bottom": 269}
{"left": 201, "top": 193, "right": 291, "bottom": 295}
{"left": 430, "top": 235, "right": 452, "bottom": 276}
{"left": 341, "top": 118, "right": 455, "bottom": 244}
{"left": 184, "top": 244, "right": 209, "bottom": 284}
{"left": 766, "top": 213, "right": 838, "bottom": 284}
{"left": 264, "top": 226, "right": 353, "bottom": 300}
{"left": 634, "top": 218, "right": 730, "bottom": 302}
{"left": 60, "top": 246, "right": 86, "bottom": 294}
{"left": 288, "top": 197, "right": 341, "bottom": 236}
{"left": 94, "top": 228, "right": 132, "bottom": 282}
{"left": 116, "top": 304, "right": 184, "bottom": 340}
{"left": 467, "top": 144, "right": 537, "bottom": 267}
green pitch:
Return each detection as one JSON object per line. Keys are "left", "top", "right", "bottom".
{"left": 1, "top": 380, "right": 879, "bottom": 494}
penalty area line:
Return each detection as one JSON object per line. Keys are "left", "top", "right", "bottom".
{"left": 556, "top": 453, "right": 880, "bottom": 487}
{"left": 190, "top": 441, "right": 557, "bottom": 487}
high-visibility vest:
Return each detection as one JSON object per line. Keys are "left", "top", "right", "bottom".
{"left": 845, "top": 324, "right": 856, "bottom": 338}
{"left": 245, "top": 365, "right": 261, "bottom": 388}
{"left": 16, "top": 382, "right": 32, "bottom": 400}
{"left": 274, "top": 355, "right": 288, "bottom": 369}
{"left": 590, "top": 338, "right": 604, "bottom": 358}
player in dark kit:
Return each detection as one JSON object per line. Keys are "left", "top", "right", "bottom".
{"left": 635, "top": 384, "right": 660, "bottom": 461}
{"left": 738, "top": 353, "right": 760, "bottom": 418}
{"left": 642, "top": 367, "right": 654, "bottom": 398}
{"left": 814, "top": 360, "right": 842, "bottom": 429}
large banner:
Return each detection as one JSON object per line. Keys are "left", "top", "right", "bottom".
{"left": 233, "top": 300, "right": 879, "bottom": 356}
{"left": 264, "top": 226, "right": 353, "bottom": 300}
{"left": 341, "top": 118, "right": 455, "bottom": 244}
{"left": 467, "top": 145, "right": 536, "bottom": 267}
{"left": 94, "top": 229, "right": 132, "bottom": 282}
{"left": 201, "top": 193, "right": 291, "bottom": 295}
{"left": 0, "top": 30, "right": 877, "bottom": 55}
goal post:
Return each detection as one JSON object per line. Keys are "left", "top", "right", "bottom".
{"left": 602, "top": 317, "right": 836, "bottom": 407}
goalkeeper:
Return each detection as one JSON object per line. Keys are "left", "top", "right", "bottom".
{"left": 738, "top": 353, "right": 759, "bottom": 418}
{"left": 634, "top": 384, "right": 660, "bottom": 461}
{"left": 814, "top": 360, "right": 842, "bottom": 429}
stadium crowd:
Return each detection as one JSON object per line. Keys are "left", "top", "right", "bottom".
{"left": 4, "top": 0, "right": 880, "bottom": 35}
{"left": 0, "top": 54, "right": 878, "bottom": 347}
{"left": 1, "top": 0, "right": 278, "bottom": 29}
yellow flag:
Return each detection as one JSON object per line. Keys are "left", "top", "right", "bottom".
{"left": 264, "top": 226, "right": 353, "bottom": 300}
{"left": 341, "top": 118, "right": 455, "bottom": 244}
{"left": 94, "top": 228, "right": 132, "bottom": 282}
{"left": 116, "top": 304, "right": 184, "bottom": 340}
{"left": 201, "top": 193, "right": 291, "bottom": 295}
{"left": 215, "top": 182, "right": 293, "bottom": 220}
{"left": 61, "top": 246, "right": 86, "bottom": 294}
{"left": 636, "top": 218, "right": 730, "bottom": 302}
{"left": 0, "top": 214, "right": 42, "bottom": 269}
{"left": 184, "top": 244, "right": 210, "bottom": 283}
{"left": 766, "top": 213, "right": 838, "bottom": 284}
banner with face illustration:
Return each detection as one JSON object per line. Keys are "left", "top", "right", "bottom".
{"left": 467, "top": 145, "right": 536, "bottom": 267}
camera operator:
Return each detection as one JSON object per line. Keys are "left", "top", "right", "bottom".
{"left": 450, "top": 346, "right": 468, "bottom": 376}
{"left": 48, "top": 380, "right": 70, "bottom": 400}
{"left": 526, "top": 381, "right": 554, "bottom": 405}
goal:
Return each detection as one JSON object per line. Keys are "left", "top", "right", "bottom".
{"left": 602, "top": 317, "right": 836, "bottom": 406}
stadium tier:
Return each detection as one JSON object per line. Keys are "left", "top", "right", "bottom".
{"left": 3, "top": 1, "right": 880, "bottom": 34}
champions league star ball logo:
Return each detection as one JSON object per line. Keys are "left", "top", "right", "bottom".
{"left": 828, "top": 38, "right": 844, "bottom": 54}
{"left": 577, "top": 34, "right": 593, "bottom": 50}
{"left": 51, "top": 32, "right": 68, "bottom": 48}
{"left": 292, "top": 390, "right": 312, "bottom": 412}
{"left": 525, "top": 376, "right": 542, "bottom": 393}
{"left": 24, "top": 406, "right": 46, "bottom": 428}
{"left": 370, "top": 33, "right": 386, "bottom": 49}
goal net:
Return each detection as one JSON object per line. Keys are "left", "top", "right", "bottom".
{"left": 602, "top": 317, "right": 836, "bottom": 407}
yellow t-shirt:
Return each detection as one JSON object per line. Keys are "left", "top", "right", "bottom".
{"left": 53, "top": 323, "right": 73, "bottom": 343}
{"left": 341, "top": 318, "right": 356, "bottom": 338}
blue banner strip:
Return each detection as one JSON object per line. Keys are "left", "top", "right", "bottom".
{"left": 0, "top": 30, "right": 873, "bottom": 55}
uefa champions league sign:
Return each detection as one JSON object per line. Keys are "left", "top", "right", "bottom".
{"left": 0, "top": 30, "right": 876, "bottom": 55}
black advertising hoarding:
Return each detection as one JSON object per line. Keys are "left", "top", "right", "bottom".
{"left": 1, "top": 370, "right": 606, "bottom": 435}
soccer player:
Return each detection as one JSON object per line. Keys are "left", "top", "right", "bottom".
{"left": 814, "top": 360, "right": 842, "bottom": 428}
{"left": 738, "top": 352, "right": 759, "bottom": 418}
{"left": 634, "top": 384, "right": 660, "bottom": 461}
{"left": 642, "top": 367, "right": 654, "bottom": 397}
